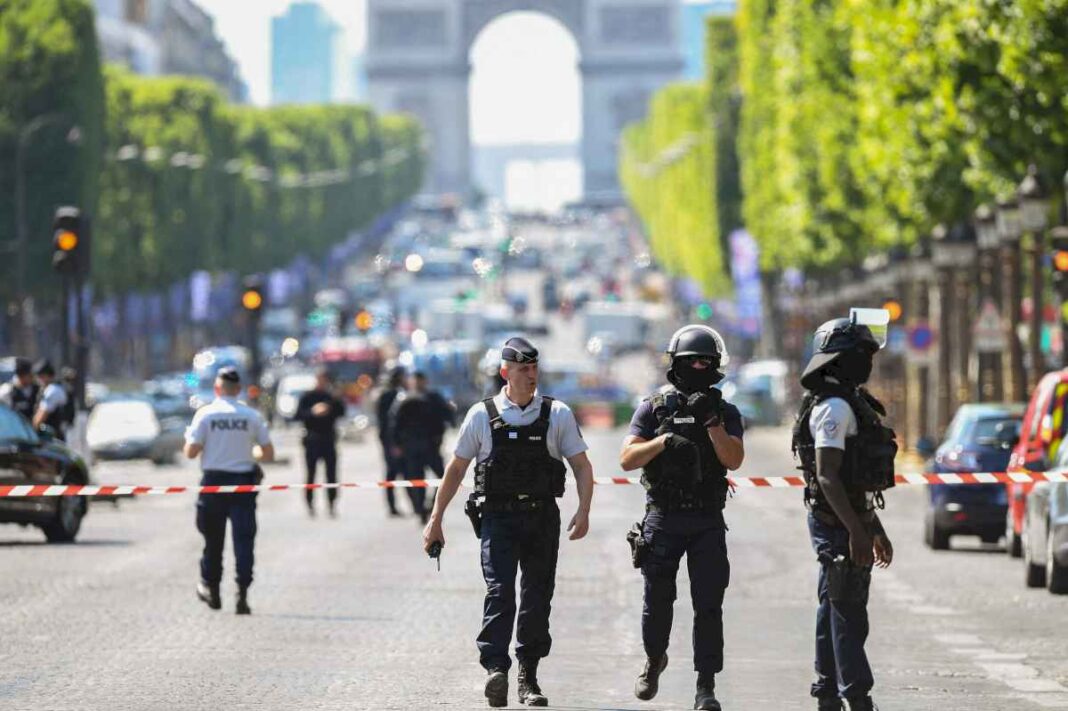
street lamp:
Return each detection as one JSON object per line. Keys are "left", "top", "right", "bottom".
{"left": 1018, "top": 165, "right": 1051, "bottom": 390}
{"left": 996, "top": 195, "right": 1026, "bottom": 400}
{"left": 974, "top": 204, "right": 1003, "bottom": 401}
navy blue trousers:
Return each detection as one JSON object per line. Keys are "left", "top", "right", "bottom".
{"left": 196, "top": 470, "right": 258, "bottom": 588}
{"left": 477, "top": 504, "right": 561, "bottom": 671}
{"left": 303, "top": 436, "right": 338, "bottom": 506}
{"left": 400, "top": 443, "right": 445, "bottom": 517}
{"left": 641, "top": 511, "right": 730, "bottom": 675}
{"left": 808, "top": 513, "right": 874, "bottom": 700}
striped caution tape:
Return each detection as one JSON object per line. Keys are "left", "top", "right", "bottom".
{"left": 1, "top": 471, "right": 1066, "bottom": 498}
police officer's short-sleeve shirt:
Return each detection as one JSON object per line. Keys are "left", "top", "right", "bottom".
{"left": 453, "top": 388, "right": 588, "bottom": 463}
{"left": 628, "top": 394, "right": 745, "bottom": 441}
{"left": 185, "top": 396, "right": 271, "bottom": 472}
{"left": 38, "top": 383, "right": 68, "bottom": 415}
{"left": 808, "top": 397, "right": 858, "bottom": 451}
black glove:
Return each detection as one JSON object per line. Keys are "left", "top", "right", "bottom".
{"left": 662, "top": 431, "right": 698, "bottom": 453}
{"left": 687, "top": 390, "right": 724, "bottom": 427}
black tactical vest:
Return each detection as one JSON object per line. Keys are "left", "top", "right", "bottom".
{"left": 792, "top": 383, "right": 897, "bottom": 518}
{"left": 41, "top": 386, "right": 68, "bottom": 437}
{"left": 641, "top": 389, "right": 730, "bottom": 512}
{"left": 474, "top": 396, "right": 566, "bottom": 499}
{"left": 8, "top": 382, "right": 40, "bottom": 422}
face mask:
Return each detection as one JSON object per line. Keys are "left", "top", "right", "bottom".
{"left": 833, "top": 349, "right": 874, "bottom": 385}
{"left": 670, "top": 361, "right": 723, "bottom": 393}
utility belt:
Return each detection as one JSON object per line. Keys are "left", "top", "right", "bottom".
{"left": 645, "top": 497, "right": 722, "bottom": 515}
{"left": 200, "top": 467, "right": 263, "bottom": 487}
{"left": 463, "top": 494, "right": 557, "bottom": 538}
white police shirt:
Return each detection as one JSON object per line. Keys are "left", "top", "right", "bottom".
{"left": 808, "top": 397, "right": 859, "bottom": 451}
{"left": 453, "top": 388, "right": 588, "bottom": 464}
{"left": 185, "top": 396, "right": 271, "bottom": 472}
{"left": 37, "top": 382, "right": 68, "bottom": 415}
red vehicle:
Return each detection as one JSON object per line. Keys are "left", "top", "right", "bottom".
{"left": 1006, "top": 371, "right": 1068, "bottom": 557}
{"left": 311, "top": 338, "right": 384, "bottom": 406}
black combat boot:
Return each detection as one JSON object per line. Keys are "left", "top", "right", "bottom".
{"left": 694, "top": 673, "right": 722, "bottom": 711}
{"left": 235, "top": 586, "right": 251, "bottom": 615}
{"left": 818, "top": 697, "right": 844, "bottom": 711}
{"left": 484, "top": 668, "right": 508, "bottom": 708}
{"left": 196, "top": 581, "right": 221, "bottom": 610}
{"left": 517, "top": 660, "right": 548, "bottom": 706}
{"left": 635, "top": 654, "right": 668, "bottom": 700}
{"left": 845, "top": 697, "right": 877, "bottom": 711}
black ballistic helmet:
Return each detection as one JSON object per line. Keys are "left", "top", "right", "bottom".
{"left": 666, "top": 325, "right": 730, "bottom": 366}
{"left": 800, "top": 318, "right": 880, "bottom": 387}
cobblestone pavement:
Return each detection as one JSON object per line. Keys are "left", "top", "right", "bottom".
{"left": 1, "top": 424, "right": 1066, "bottom": 710}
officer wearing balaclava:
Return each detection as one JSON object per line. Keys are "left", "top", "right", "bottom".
{"left": 792, "top": 316, "right": 898, "bottom": 711}
{"left": 620, "top": 325, "right": 745, "bottom": 711}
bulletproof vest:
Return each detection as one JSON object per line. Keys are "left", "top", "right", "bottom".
{"left": 8, "top": 382, "right": 40, "bottom": 422}
{"left": 473, "top": 396, "right": 566, "bottom": 499}
{"left": 791, "top": 383, "right": 898, "bottom": 517}
{"left": 641, "top": 389, "right": 729, "bottom": 512}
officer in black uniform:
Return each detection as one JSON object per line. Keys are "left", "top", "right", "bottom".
{"left": 0, "top": 358, "right": 40, "bottom": 422}
{"left": 376, "top": 366, "right": 407, "bottom": 516}
{"left": 621, "top": 325, "right": 745, "bottom": 711}
{"left": 792, "top": 315, "right": 897, "bottom": 711}
{"left": 422, "top": 337, "right": 595, "bottom": 708}
{"left": 295, "top": 368, "right": 346, "bottom": 517}
{"left": 389, "top": 371, "right": 454, "bottom": 523}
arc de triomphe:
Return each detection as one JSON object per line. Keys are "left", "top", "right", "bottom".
{"left": 365, "top": 0, "right": 684, "bottom": 199}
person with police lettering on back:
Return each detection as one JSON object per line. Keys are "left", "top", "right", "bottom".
{"left": 792, "top": 312, "right": 897, "bottom": 711}
{"left": 0, "top": 358, "right": 40, "bottom": 423}
{"left": 621, "top": 325, "right": 744, "bottom": 711}
{"left": 422, "top": 337, "right": 594, "bottom": 708}
{"left": 184, "top": 367, "right": 274, "bottom": 615}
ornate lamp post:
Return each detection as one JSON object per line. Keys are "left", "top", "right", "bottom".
{"left": 1018, "top": 165, "right": 1050, "bottom": 390}
{"left": 996, "top": 196, "right": 1026, "bottom": 400}
{"left": 974, "top": 204, "right": 1003, "bottom": 401}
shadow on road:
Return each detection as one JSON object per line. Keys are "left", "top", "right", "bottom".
{"left": 0, "top": 539, "right": 133, "bottom": 548}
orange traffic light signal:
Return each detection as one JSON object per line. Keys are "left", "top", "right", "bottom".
{"left": 1053, "top": 250, "right": 1068, "bottom": 272}
{"left": 56, "top": 230, "right": 78, "bottom": 251}
{"left": 242, "top": 289, "right": 263, "bottom": 311}
{"left": 882, "top": 300, "right": 903, "bottom": 322}
{"left": 354, "top": 310, "right": 374, "bottom": 332}
{"left": 51, "top": 207, "right": 89, "bottom": 275}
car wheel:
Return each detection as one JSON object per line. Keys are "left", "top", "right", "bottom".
{"left": 1024, "top": 526, "right": 1047, "bottom": 588}
{"left": 1007, "top": 510, "right": 1023, "bottom": 558}
{"left": 927, "top": 515, "right": 950, "bottom": 551}
{"left": 1047, "top": 528, "right": 1068, "bottom": 595}
{"left": 40, "top": 493, "right": 87, "bottom": 543}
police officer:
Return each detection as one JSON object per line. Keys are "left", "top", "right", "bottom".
{"left": 31, "top": 360, "right": 68, "bottom": 439}
{"left": 376, "top": 366, "right": 407, "bottom": 516}
{"left": 389, "top": 371, "right": 454, "bottom": 523}
{"left": 792, "top": 315, "right": 897, "bottom": 711}
{"left": 620, "top": 325, "right": 744, "bottom": 711}
{"left": 422, "top": 337, "right": 594, "bottom": 708}
{"left": 295, "top": 368, "right": 346, "bottom": 517}
{"left": 184, "top": 367, "right": 274, "bottom": 615}
{"left": 0, "top": 358, "right": 40, "bottom": 422}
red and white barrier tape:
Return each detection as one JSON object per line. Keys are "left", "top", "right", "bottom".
{"left": 0, "top": 471, "right": 1064, "bottom": 498}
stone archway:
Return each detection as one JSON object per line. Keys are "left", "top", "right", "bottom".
{"left": 366, "top": 0, "right": 683, "bottom": 200}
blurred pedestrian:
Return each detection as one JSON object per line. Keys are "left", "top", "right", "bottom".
{"left": 793, "top": 314, "right": 897, "bottom": 711}
{"left": 620, "top": 325, "right": 744, "bottom": 710}
{"left": 184, "top": 367, "right": 274, "bottom": 615}
{"left": 422, "top": 337, "right": 594, "bottom": 707}
{"left": 376, "top": 366, "right": 407, "bottom": 516}
{"left": 390, "top": 371, "right": 454, "bottom": 520}
{"left": 0, "top": 358, "right": 39, "bottom": 422}
{"left": 295, "top": 368, "right": 346, "bottom": 517}
{"left": 31, "top": 360, "right": 68, "bottom": 440}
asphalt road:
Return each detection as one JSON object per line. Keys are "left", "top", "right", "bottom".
{"left": 1, "top": 423, "right": 1066, "bottom": 710}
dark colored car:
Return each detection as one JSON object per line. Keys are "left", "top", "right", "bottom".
{"left": 923, "top": 403, "right": 1025, "bottom": 550}
{"left": 0, "top": 403, "right": 91, "bottom": 542}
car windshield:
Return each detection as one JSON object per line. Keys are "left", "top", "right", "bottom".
{"left": 966, "top": 416, "right": 1020, "bottom": 446}
{"left": 0, "top": 406, "right": 35, "bottom": 442}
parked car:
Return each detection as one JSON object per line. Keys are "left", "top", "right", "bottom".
{"left": 1005, "top": 371, "right": 1068, "bottom": 557}
{"left": 923, "top": 403, "right": 1024, "bottom": 550}
{"left": 0, "top": 403, "right": 90, "bottom": 542}
{"left": 86, "top": 398, "right": 185, "bottom": 466}
{"left": 1022, "top": 441, "right": 1068, "bottom": 593}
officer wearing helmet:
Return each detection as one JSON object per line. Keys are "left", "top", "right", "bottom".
{"left": 792, "top": 312, "right": 897, "bottom": 711}
{"left": 620, "top": 325, "right": 745, "bottom": 711}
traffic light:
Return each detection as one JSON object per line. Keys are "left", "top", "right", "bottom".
{"left": 882, "top": 299, "right": 903, "bottom": 322}
{"left": 354, "top": 309, "right": 374, "bottom": 333}
{"left": 241, "top": 276, "right": 265, "bottom": 314}
{"left": 51, "top": 207, "right": 90, "bottom": 276}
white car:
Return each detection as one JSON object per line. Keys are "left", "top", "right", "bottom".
{"left": 86, "top": 399, "right": 184, "bottom": 466}
{"left": 274, "top": 373, "right": 319, "bottom": 422}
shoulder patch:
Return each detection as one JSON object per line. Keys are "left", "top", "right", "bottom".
{"left": 821, "top": 418, "right": 840, "bottom": 438}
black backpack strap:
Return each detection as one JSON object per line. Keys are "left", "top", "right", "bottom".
{"left": 538, "top": 396, "right": 554, "bottom": 424}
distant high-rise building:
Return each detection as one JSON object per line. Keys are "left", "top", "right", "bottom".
{"left": 681, "top": 1, "right": 736, "bottom": 81}
{"left": 352, "top": 55, "right": 369, "bottom": 103}
{"left": 271, "top": 2, "right": 341, "bottom": 105}
{"left": 92, "top": 0, "right": 248, "bottom": 102}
